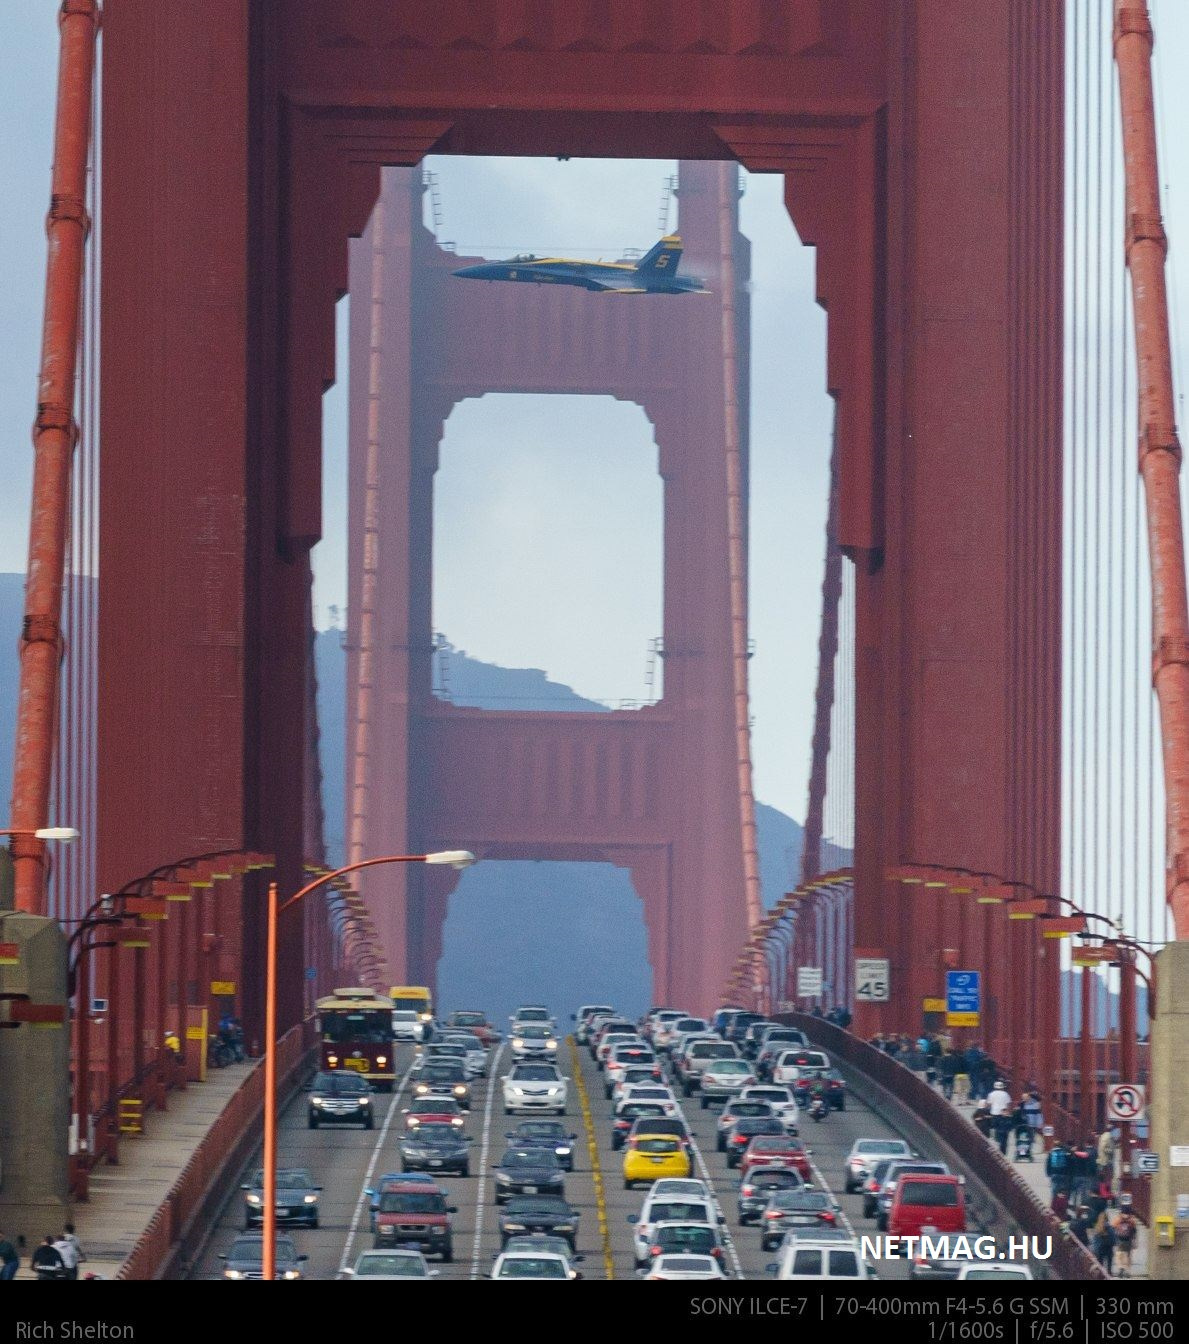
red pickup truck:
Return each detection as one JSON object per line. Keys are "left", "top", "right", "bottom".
{"left": 373, "top": 1187, "right": 458, "bottom": 1261}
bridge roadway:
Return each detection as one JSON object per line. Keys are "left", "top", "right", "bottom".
{"left": 189, "top": 1036, "right": 965, "bottom": 1280}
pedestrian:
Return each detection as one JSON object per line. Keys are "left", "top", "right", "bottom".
{"left": 61, "top": 1224, "right": 85, "bottom": 1277}
{"left": 1050, "top": 1189, "right": 1069, "bottom": 1221}
{"left": 964, "top": 1045, "right": 984, "bottom": 1099}
{"left": 1097, "top": 1128, "right": 1117, "bottom": 1182}
{"left": 1046, "top": 1141, "right": 1071, "bottom": 1199}
{"left": 1023, "top": 1089, "right": 1044, "bottom": 1140}
{"left": 1091, "top": 1207, "right": 1115, "bottom": 1274}
{"left": 1069, "top": 1205, "right": 1092, "bottom": 1247}
{"left": 30, "top": 1236, "right": 65, "bottom": 1281}
{"left": 987, "top": 1078, "right": 1013, "bottom": 1118}
{"left": 53, "top": 1232, "right": 78, "bottom": 1281}
{"left": 972, "top": 1102, "right": 993, "bottom": 1138}
{"left": 1070, "top": 1138, "right": 1097, "bottom": 1206}
{"left": 1113, "top": 1207, "right": 1138, "bottom": 1278}
{"left": 0, "top": 1232, "right": 18, "bottom": 1282}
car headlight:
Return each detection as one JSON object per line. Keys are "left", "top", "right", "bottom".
{"left": 419, "top": 1013, "right": 432, "bottom": 1022}
{"left": 453, "top": 1085, "right": 466, "bottom": 1095}
{"left": 509, "top": 1087, "right": 525, "bottom": 1097}
{"left": 311, "top": 1098, "right": 324, "bottom": 1108}
{"left": 246, "top": 1194, "right": 262, "bottom": 1205}
{"left": 304, "top": 1194, "right": 318, "bottom": 1204}
{"left": 502, "top": 1222, "right": 525, "bottom": 1232}
{"left": 495, "top": 1171, "right": 511, "bottom": 1183}
{"left": 547, "top": 1086, "right": 562, "bottom": 1096}
{"left": 224, "top": 1269, "right": 245, "bottom": 1280}
{"left": 377, "top": 1055, "right": 387, "bottom": 1066}
{"left": 451, "top": 1117, "right": 464, "bottom": 1127}
{"left": 513, "top": 1039, "right": 524, "bottom": 1049}
{"left": 555, "top": 1223, "right": 574, "bottom": 1233}
{"left": 360, "top": 1097, "right": 371, "bottom": 1105}
{"left": 555, "top": 1146, "right": 571, "bottom": 1155}
{"left": 327, "top": 1055, "right": 338, "bottom": 1066}
{"left": 545, "top": 1040, "right": 557, "bottom": 1050}
{"left": 282, "top": 1269, "right": 302, "bottom": 1280}
{"left": 415, "top": 1083, "right": 429, "bottom": 1094}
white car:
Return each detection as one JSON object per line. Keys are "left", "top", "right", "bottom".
{"left": 650, "top": 1178, "right": 712, "bottom": 1202}
{"left": 843, "top": 1138, "right": 915, "bottom": 1192}
{"left": 640, "top": 1253, "right": 727, "bottom": 1281}
{"left": 510, "top": 1006, "right": 555, "bottom": 1031}
{"left": 391, "top": 1010, "right": 425, "bottom": 1043}
{"left": 629, "top": 1191, "right": 722, "bottom": 1265}
{"left": 340, "top": 1249, "right": 438, "bottom": 1279}
{"left": 659, "top": 1018, "right": 708, "bottom": 1053}
{"left": 698, "top": 1058, "right": 758, "bottom": 1108}
{"left": 605, "top": 1044, "right": 659, "bottom": 1094}
{"left": 611, "top": 1067, "right": 664, "bottom": 1107}
{"left": 509, "top": 1023, "right": 560, "bottom": 1060}
{"left": 441, "top": 1034, "right": 488, "bottom": 1079}
{"left": 503, "top": 1061, "right": 568, "bottom": 1116}
{"left": 767, "top": 1233, "right": 876, "bottom": 1281}
{"left": 773, "top": 1049, "right": 831, "bottom": 1087}
{"left": 491, "top": 1251, "right": 578, "bottom": 1280}
{"left": 956, "top": 1263, "right": 1033, "bottom": 1280}
{"left": 618, "top": 1084, "right": 678, "bottom": 1116}
{"left": 739, "top": 1085, "right": 799, "bottom": 1132}
{"left": 574, "top": 1005, "right": 615, "bottom": 1045}
{"left": 597, "top": 1032, "right": 644, "bottom": 1068}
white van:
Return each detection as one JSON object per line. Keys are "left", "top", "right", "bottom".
{"left": 767, "top": 1233, "right": 876, "bottom": 1281}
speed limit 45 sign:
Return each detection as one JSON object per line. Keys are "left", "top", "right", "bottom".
{"left": 1106, "top": 1084, "right": 1146, "bottom": 1123}
{"left": 855, "top": 958, "right": 890, "bottom": 1002}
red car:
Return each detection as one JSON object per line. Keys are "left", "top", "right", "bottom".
{"left": 402, "top": 1097, "right": 466, "bottom": 1131}
{"left": 373, "top": 1184, "right": 458, "bottom": 1261}
{"left": 446, "top": 1010, "right": 499, "bottom": 1047}
{"left": 889, "top": 1174, "right": 966, "bottom": 1239}
{"left": 739, "top": 1134, "right": 813, "bottom": 1180}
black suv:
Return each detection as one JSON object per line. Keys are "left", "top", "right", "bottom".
{"left": 308, "top": 1070, "right": 375, "bottom": 1129}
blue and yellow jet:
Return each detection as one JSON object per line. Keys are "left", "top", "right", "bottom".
{"left": 452, "top": 235, "right": 708, "bottom": 295}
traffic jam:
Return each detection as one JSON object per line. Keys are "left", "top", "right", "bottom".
{"left": 198, "top": 993, "right": 1031, "bottom": 1281}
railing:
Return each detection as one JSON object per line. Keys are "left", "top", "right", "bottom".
{"left": 775, "top": 1013, "right": 1108, "bottom": 1281}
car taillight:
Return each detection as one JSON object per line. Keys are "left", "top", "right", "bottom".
{"left": 732, "top": 1134, "right": 747, "bottom": 1144}
{"left": 711, "top": 1248, "right": 724, "bottom": 1260}
{"left": 820, "top": 1211, "right": 836, "bottom": 1223}
{"left": 764, "top": 1210, "right": 782, "bottom": 1220}
{"left": 615, "top": 1120, "right": 629, "bottom": 1130}
{"left": 650, "top": 1247, "right": 663, "bottom": 1257}
{"left": 741, "top": 1185, "right": 754, "bottom": 1197}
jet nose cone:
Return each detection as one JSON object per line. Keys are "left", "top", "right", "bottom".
{"left": 452, "top": 265, "right": 489, "bottom": 279}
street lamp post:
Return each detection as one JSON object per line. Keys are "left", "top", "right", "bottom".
{"left": 261, "top": 849, "right": 475, "bottom": 1281}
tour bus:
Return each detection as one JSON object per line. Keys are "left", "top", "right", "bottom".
{"left": 316, "top": 987, "right": 397, "bottom": 1091}
{"left": 390, "top": 984, "right": 434, "bottom": 1025}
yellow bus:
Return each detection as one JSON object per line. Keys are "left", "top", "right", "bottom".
{"left": 390, "top": 984, "right": 433, "bottom": 1024}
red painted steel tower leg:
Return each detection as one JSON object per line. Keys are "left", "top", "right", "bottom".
{"left": 10, "top": 0, "right": 99, "bottom": 911}
{"left": 1114, "top": 1, "right": 1189, "bottom": 937}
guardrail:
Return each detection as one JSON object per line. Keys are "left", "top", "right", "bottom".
{"left": 774, "top": 1012, "right": 1108, "bottom": 1281}
{"left": 116, "top": 1020, "right": 315, "bottom": 1280}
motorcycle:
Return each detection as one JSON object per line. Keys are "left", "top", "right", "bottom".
{"left": 809, "top": 1096, "right": 828, "bottom": 1123}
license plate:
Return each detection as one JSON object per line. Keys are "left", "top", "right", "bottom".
{"left": 342, "top": 1058, "right": 368, "bottom": 1072}
{"left": 650, "top": 1158, "right": 664, "bottom": 1165}
{"left": 524, "top": 1186, "right": 537, "bottom": 1194}
{"left": 429, "top": 1160, "right": 443, "bottom": 1167}
{"left": 276, "top": 1210, "right": 290, "bottom": 1218}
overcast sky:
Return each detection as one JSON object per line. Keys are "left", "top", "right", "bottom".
{"left": 3, "top": 3, "right": 1189, "bottom": 845}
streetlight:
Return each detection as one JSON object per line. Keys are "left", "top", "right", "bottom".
{"left": 1, "top": 827, "right": 80, "bottom": 841}
{"left": 261, "top": 849, "right": 475, "bottom": 1281}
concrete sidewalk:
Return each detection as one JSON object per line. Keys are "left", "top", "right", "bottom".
{"left": 16, "top": 1061, "right": 256, "bottom": 1280}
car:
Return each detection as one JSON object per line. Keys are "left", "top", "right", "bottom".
{"left": 341, "top": 1249, "right": 439, "bottom": 1279}
{"left": 611, "top": 1064, "right": 665, "bottom": 1104}
{"left": 308, "top": 1071, "right": 375, "bottom": 1129}
{"left": 391, "top": 1009, "right": 426, "bottom": 1043}
{"left": 661, "top": 1017, "right": 709, "bottom": 1054}
{"left": 402, "top": 1097, "right": 466, "bottom": 1131}
{"left": 843, "top": 1138, "right": 916, "bottom": 1193}
{"left": 874, "top": 1161, "right": 951, "bottom": 1229}
{"left": 755, "top": 1032, "right": 812, "bottom": 1079}
{"left": 715, "top": 1098, "right": 776, "bottom": 1149}
{"left": 700, "top": 1059, "right": 758, "bottom": 1107}
{"left": 766, "top": 1233, "right": 875, "bottom": 1281}
{"left": 365, "top": 1173, "right": 440, "bottom": 1231}
{"left": 724, "top": 1011, "right": 767, "bottom": 1045}
{"left": 643, "top": 1010, "right": 687, "bottom": 1047}
{"left": 509, "top": 1022, "right": 561, "bottom": 1060}
{"left": 501, "top": 1234, "right": 584, "bottom": 1274}
{"left": 573, "top": 1004, "right": 616, "bottom": 1045}
{"left": 759, "top": 1189, "right": 841, "bottom": 1251}
{"left": 605, "top": 1043, "right": 659, "bottom": 1095}
{"left": 491, "top": 1251, "right": 578, "bottom": 1280}
{"left": 503, "top": 1061, "right": 569, "bottom": 1115}
{"left": 220, "top": 1233, "right": 307, "bottom": 1280}
{"left": 723, "top": 1117, "right": 788, "bottom": 1169}
{"left": 790, "top": 1067, "right": 847, "bottom": 1111}
{"left": 740, "top": 1133, "right": 814, "bottom": 1180}
{"left": 510, "top": 1005, "right": 555, "bottom": 1030}
{"left": 611, "top": 1100, "right": 668, "bottom": 1149}
{"left": 626, "top": 1115, "right": 691, "bottom": 1151}
{"left": 445, "top": 1009, "right": 500, "bottom": 1046}
{"left": 399, "top": 1123, "right": 473, "bottom": 1176}
{"left": 955, "top": 1263, "right": 1033, "bottom": 1280}
{"left": 650, "top": 1177, "right": 713, "bottom": 1202}
{"left": 373, "top": 1185, "right": 458, "bottom": 1260}
{"left": 494, "top": 1147, "right": 567, "bottom": 1203}
{"left": 506, "top": 1120, "right": 578, "bottom": 1172}
{"left": 623, "top": 1134, "right": 692, "bottom": 1188}
{"left": 439, "top": 1035, "right": 489, "bottom": 1079}
{"left": 618, "top": 1083, "right": 678, "bottom": 1116}
{"left": 738, "top": 1085, "right": 799, "bottom": 1131}
{"left": 589, "top": 1018, "right": 636, "bottom": 1057}
{"left": 710, "top": 1006, "right": 747, "bottom": 1036}
{"left": 415, "top": 1041, "right": 470, "bottom": 1070}
{"left": 737, "top": 1165, "right": 807, "bottom": 1224}
{"left": 909, "top": 1239, "right": 1014, "bottom": 1281}
{"left": 629, "top": 1192, "right": 721, "bottom": 1264}
{"left": 596, "top": 1031, "right": 645, "bottom": 1069}
{"left": 412, "top": 1061, "right": 473, "bottom": 1109}
{"left": 498, "top": 1195, "right": 581, "bottom": 1250}
{"left": 675, "top": 1039, "right": 740, "bottom": 1094}
{"left": 641, "top": 1220, "right": 727, "bottom": 1268}
{"left": 740, "top": 1019, "right": 779, "bottom": 1058}
{"left": 639, "top": 1253, "right": 728, "bottom": 1281}
{"left": 773, "top": 1049, "right": 831, "bottom": 1086}
{"left": 240, "top": 1166, "right": 321, "bottom": 1230}
{"left": 888, "top": 1174, "right": 966, "bottom": 1239}
{"left": 861, "top": 1159, "right": 901, "bottom": 1219}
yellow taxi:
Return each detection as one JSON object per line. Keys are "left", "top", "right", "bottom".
{"left": 623, "top": 1134, "right": 692, "bottom": 1189}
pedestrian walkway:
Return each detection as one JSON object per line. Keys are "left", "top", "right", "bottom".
{"left": 940, "top": 1082, "right": 1148, "bottom": 1279}
{"left": 16, "top": 1061, "right": 255, "bottom": 1280}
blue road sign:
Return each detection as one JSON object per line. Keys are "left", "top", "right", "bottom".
{"left": 946, "top": 970, "right": 981, "bottom": 1015}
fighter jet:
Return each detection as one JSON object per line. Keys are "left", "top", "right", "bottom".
{"left": 452, "top": 234, "right": 708, "bottom": 294}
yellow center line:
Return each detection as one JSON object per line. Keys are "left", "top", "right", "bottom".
{"left": 568, "top": 1035, "right": 615, "bottom": 1280}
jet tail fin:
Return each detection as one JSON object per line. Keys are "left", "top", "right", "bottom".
{"left": 635, "top": 235, "right": 682, "bottom": 278}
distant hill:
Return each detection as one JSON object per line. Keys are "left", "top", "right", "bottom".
{"left": 314, "top": 629, "right": 824, "bottom": 1020}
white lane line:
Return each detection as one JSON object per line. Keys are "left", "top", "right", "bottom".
{"left": 336, "top": 1056, "right": 419, "bottom": 1277}
{"left": 677, "top": 1098, "right": 745, "bottom": 1280}
{"left": 802, "top": 1120, "right": 855, "bottom": 1236}
{"left": 468, "top": 1042, "right": 506, "bottom": 1280}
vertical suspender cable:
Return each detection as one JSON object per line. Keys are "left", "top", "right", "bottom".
{"left": 1113, "top": 0, "right": 1189, "bottom": 938}
{"left": 801, "top": 412, "right": 841, "bottom": 882}
{"left": 715, "top": 161, "right": 764, "bottom": 948}
{"left": 347, "top": 193, "right": 387, "bottom": 873}
{"left": 9, "top": 0, "right": 99, "bottom": 912}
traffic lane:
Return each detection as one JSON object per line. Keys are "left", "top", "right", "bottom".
{"left": 189, "top": 1045, "right": 420, "bottom": 1280}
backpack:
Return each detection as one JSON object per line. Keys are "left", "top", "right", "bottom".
{"left": 1115, "top": 1215, "right": 1136, "bottom": 1247}
{"left": 1049, "top": 1147, "right": 1069, "bottom": 1172}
